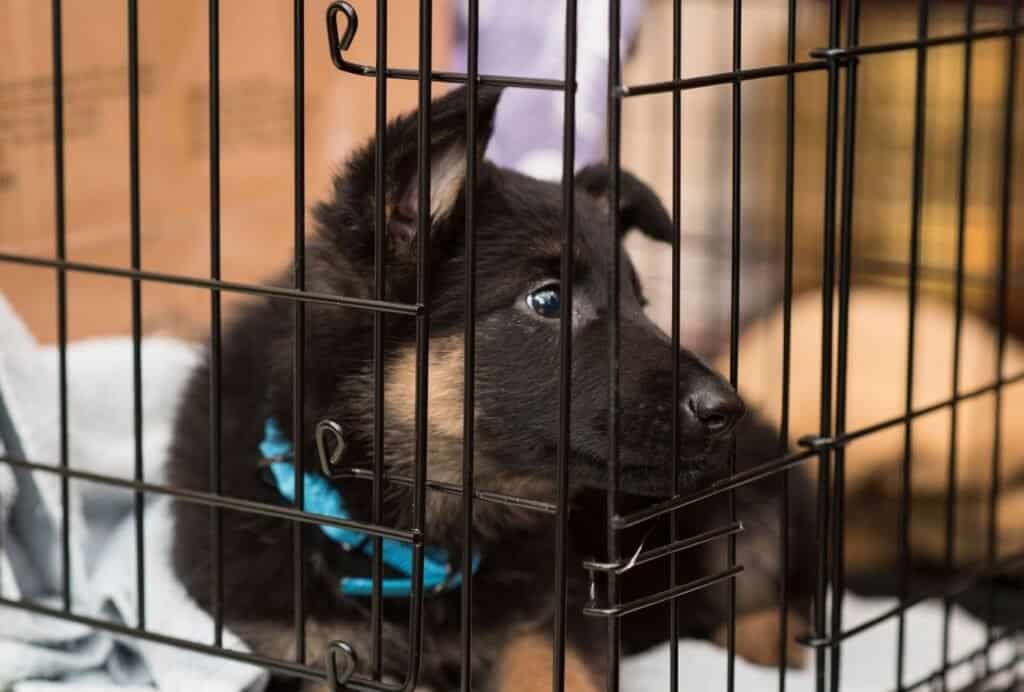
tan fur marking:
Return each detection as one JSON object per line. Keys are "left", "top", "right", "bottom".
{"left": 385, "top": 335, "right": 467, "bottom": 443}
{"left": 712, "top": 608, "right": 809, "bottom": 669}
{"left": 376, "top": 336, "right": 555, "bottom": 537}
{"left": 429, "top": 146, "right": 467, "bottom": 221}
{"left": 495, "top": 632, "right": 601, "bottom": 692}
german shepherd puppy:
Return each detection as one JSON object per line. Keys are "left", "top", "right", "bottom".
{"left": 170, "top": 86, "right": 814, "bottom": 691}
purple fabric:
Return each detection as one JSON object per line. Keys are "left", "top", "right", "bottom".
{"left": 450, "top": 0, "right": 647, "bottom": 179}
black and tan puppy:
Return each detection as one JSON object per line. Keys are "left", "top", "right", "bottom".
{"left": 170, "top": 86, "right": 814, "bottom": 690}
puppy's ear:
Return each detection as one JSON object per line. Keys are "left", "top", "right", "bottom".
{"left": 317, "top": 85, "right": 502, "bottom": 259}
{"left": 575, "top": 165, "right": 675, "bottom": 243}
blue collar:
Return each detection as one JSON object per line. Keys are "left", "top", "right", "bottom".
{"left": 259, "top": 418, "right": 481, "bottom": 598}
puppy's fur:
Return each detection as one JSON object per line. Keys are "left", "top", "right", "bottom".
{"left": 169, "top": 87, "right": 814, "bottom": 690}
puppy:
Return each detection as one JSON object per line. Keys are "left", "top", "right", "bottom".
{"left": 169, "top": 86, "right": 814, "bottom": 690}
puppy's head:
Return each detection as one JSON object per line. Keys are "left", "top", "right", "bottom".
{"left": 315, "top": 86, "right": 742, "bottom": 503}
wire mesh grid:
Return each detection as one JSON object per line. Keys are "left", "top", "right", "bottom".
{"left": 0, "top": 0, "right": 1022, "bottom": 690}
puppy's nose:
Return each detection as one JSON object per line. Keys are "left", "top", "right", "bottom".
{"left": 684, "top": 383, "right": 745, "bottom": 438}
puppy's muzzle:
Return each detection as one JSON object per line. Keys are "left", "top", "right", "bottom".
{"left": 681, "top": 377, "right": 745, "bottom": 440}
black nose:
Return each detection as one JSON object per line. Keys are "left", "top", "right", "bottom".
{"left": 684, "top": 383, "right": 745, "bottom": 438}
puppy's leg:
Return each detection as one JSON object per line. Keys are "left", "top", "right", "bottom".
{"left": 712, "top": 607, "right": 809, "bottom": 669}
{"left": 492, "top": 631, "right": 602, "bottom": 692}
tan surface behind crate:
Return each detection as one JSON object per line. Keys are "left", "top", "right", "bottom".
{"left": 622, "top": 0, "right": 1023, "bottom": 350}
{"left": 0, "top": 0, "right": 449, "bottom": 342}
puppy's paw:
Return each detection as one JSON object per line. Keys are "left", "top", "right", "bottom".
{"left": 712, "top": 608, "right": 809, "bottom": 669}
{"left": 494, "top": 632, "right": 601, "bottom": 692}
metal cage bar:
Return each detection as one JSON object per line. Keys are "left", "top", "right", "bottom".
{"left": 371, "top": 0, "right": 388, "bottom": 678}
{"left": 987, "top": 0, "right": 1021, "bottom": 672}
{"left": 830, "top": 0, "right": 862, "bottom": 688}
{"left": 777, "top": 0, "right": 797, "bottom": 690}
{"left": 607, "top": 0, "right": 624, "bottom": 690}
{"left": 460, "top": 1, "right": 480, "bottom": 688}
{"left": 726, "top": 0, "right": 742, "bottom": 687}
{"left": 941, "top": 2, "right": 977, "bottom": 687}
{"left": 0, "top": 1, "right": 1021, "bottom": 690}
{"left": 126, "top": 0, "right": 147, "bottom": 633}
{"left": 207, "top": 0, "right": 225, "bottom": 649}
{"left": 50, "top": 0, "right": 71, "bottom": 617}
{"left": 554, "top": 0, "right": 578, "bottom": 688}
{"left": 669, "top": 0, "right": 683, "bottom": 688}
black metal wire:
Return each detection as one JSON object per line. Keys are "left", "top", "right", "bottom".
{"left": 554, "top": 0, "right": 577, "bottom": 687}
{"left": 987, "top": 0, "right": 1020, "bottom": 669}
{"left": 1, "top": 2, "right": 1021, "bottom": 688}
{"left": 777, "top": 1, "right": 797, "bottom": 690}
{"left": 0, "top": 594, "right": 329, "bottom": 684}
{"left": 801, "top": 549, "right": 1024, "bottom": 649}
{"left": 0, "top": 253, "right": 422, "bottom": 315}
{"left": 727, "top": 0, "right": 742, "bottom": 687}
{"left": 669, "top": 0, "right": 683, "bottom": 687}
{"left": 127, "top": 0, "right": 146, "bottom": 632}
{"left": 584, "top": 566, "right": 745, "bottom": 618}
{"left": 207, "top": 0, "right": 224, "bottom": 650}
{"left": 460, "top": 0, "right": 480, "bottom": 688}
{"left": 813, "top": 1, "right": 842, "bottom": 687}
{"left": 941, "top": 3, "right": 977, "bottom": 687}
{"left": 585, "top": 523, "right": 744, "bottom": 574}
{"left": 830, "top": 0, "right": 861, "bottom": 687}
{"left": 371, "top": 0, "right": 388, "bottom": 678}
{"left": 405, "top": 2, "right": 433, "bottom": 687}
{"left": 50, "top": 0, "right": 71, "bottom": 616}
{"left": 607, "top": 0, "right": 623, "bottom": 690}
{"left": 897, "top": 3, "right": 931, "bottom": 687}
{"left": 0, "top": 455, "right": 421, "bottom": 541}
{"left": 291, "top": 0, "right": 307, "bottom": 666}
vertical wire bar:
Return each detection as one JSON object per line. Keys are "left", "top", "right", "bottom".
{"left": 777, "top": 1, "right": 797, "bottom": 689}
{"left": 406, "top": 0, "right": 433, "bottom": 684}
{"left": 897, "top": 1, "right": 930, "bottom": 687}
{"left": 208, "top": 0, "right": 224, "bottom": 648}
{"left": 814, "top": 0, "right": 843, "bottom": 687}
{"left": 941, "top": 3, "right": 976, "bottom": 686}
{"left": 669, "top": 0, "right": 682, "bottom": 687}
{"left": 554, "top": 0, "right": 577, "bottom": 687}
{"left": 830, "top": 0, "right": 861, "bottom": 687}
{"left": 986, "top": 0, "right": 1019, "bottom": 664}
{"left": 607, "top": 0, "right": 623, "bottom": 689}
{"left": 51, "top": 0, "right": 71, "bottom": 615}
{"left": 727, "top": 1, "right": 742, "bottom": 688}
{"left": 459, "top": 0, "right": 479, "bottom": 689}
{"left": 371, "top": 0, "right": 388, "bottom": 677}
{"left": 127, "top": 0, "right": 146, "bottom": 631}
{"left": 291, "top": 0, "right": 306, "bottom": 665}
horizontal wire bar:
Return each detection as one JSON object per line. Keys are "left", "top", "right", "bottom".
{"left": 614, "top": 369, "right": 1024, "bottom": 529}
{"left": 0, "top": 595, "right": 323, "bottom": 682}
{"left": 623, "top": 25, "right": 1024, "bottom": 99}
{"left": 900, "top": 621, "right": 1024, "bottom": 692}
{"left": 582, "top": 521, "right": 744, "bottom": 574}
{"left": 622, "top": 60, "right": 825, "bottom": 97}
{"left": 334, "top": 65, "right": 566, "bottom": 91}
{"left": 812, "top": 25, "right": 1024, "bottom": 59}
{"left": 583, "top": 565, "right": 744, "bottom": 618}
{"left": 799, "top": 549, "right": 1024, "bottom": 648}
{"left": 0, "top": 455, "right": 418, "bottom": 543}
{"left": 0, "top": 253, "right": 421, "bottom": 316}
{"left": 336, "top": 468, "right": 557, "bottom": 513}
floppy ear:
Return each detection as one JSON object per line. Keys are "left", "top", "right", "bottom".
{"left": 574, "top": 165, "right": 675, "bottom": 243}
{"left": 316, "top": 85, "right": 502, "bottom": 259}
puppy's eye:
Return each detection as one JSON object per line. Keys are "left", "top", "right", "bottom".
{"left": 526, "top": 284, "right": 561, "bottom": 318}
